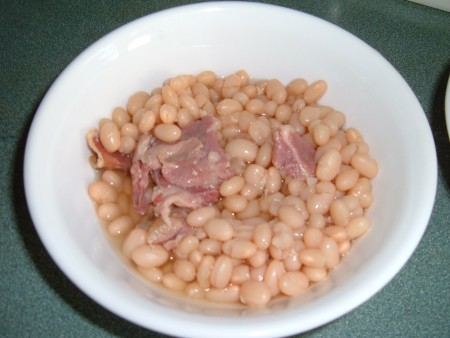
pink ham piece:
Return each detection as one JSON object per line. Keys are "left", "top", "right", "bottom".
{"left": 86, "top": 129, "right": 131, "bottom": 171}
{"left": 131, "top": 115, "right": 233, "bottom": 228}
{"left": 272, "top": 125, "right": 316, "bottom": 179}
{"left": 145, "top": 208, "right": 193, "bottom": 251}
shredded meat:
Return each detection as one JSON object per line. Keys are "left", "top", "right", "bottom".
{"left": 86, "top": 129, "right": 131, "bottom": 171}
{"left": 271, "top": 125, "right": 316, "bottom": 179}
{"left": 130, "top": 116, "right": 233, "bottom": 246}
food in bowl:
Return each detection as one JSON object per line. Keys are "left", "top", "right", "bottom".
{"left": 86, "top": 70, "right": 378, "bottom": 306}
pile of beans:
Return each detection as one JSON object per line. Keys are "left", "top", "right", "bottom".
{"left": 87, "top": 70, "right": 378, "bottom": 307}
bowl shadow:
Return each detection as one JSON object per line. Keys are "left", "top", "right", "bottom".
{"left": 13, "top": 100, "right": 170, "bottom": 338}
{"left": 430, "top": 63, "right": 450, "bottom": 191}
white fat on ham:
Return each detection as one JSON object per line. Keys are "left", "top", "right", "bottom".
{"left": 271, "top": 125, "right": 316, "bottom": 179}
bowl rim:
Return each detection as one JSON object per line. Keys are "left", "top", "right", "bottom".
{"left": 23, "top": 2, "right": 438, "bottom": 337}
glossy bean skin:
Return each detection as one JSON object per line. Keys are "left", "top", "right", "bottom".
{"left": 220, "top": 176, "right": 245, "bottom": 197}
{"left": 204, "top": 219, "right": 234, "bottom": 241}
{"left": 346, "top": 127, "right": 362, "bottom": 143}
{"left": 181, "top": 94, "right": 200, "bottom": 118}
{"left": 275, "top": 104, "right": 292, "bottom": 123}
{"left": 231, "top": 264, "right": 251, "bottom": 285}
{"left": 122, "top": 228, "right": 147, "bottom": 259}
{"left": 249, "top": 118, "right": 271, "bottom": 145}
{"left": 120, "top": 122, "right": 139, "bottom": 140}
{"left": 131, "top": 244, "right": 169, "bottom": 268}
{"left": 162, "top": 272, "right": 187, "bottom": 292}
{"left": 346, "top": 216, "right": 371, "bottom": 239}
{"left": 287, "top": 78, "right": 308, "bottom": 96}
{"left": 264, "top": 260, "right": 286, "bottom": 296}
{"left": 216, "top": 98, "right": 243, "bottom": 116}
{"left": 278, "top": 205, "right": 305, "bottom": 229}
{"left": 351, "top": 153, "right": 378, "bottom": 178}
{"left": 222, "top": 194, "right": 248, "bottom": 213}
{"left": 266, "top": 79, "right": 287, "bottom": 104}
{"left": 236, "top": 199, "right": 261, "bottom": 220}
{"left": 253, "top": 222, "right": 272, "bottom": 250}
{"left": 240, "top": 183, "right": 261, "bottom": 200}
{"left": 316, "top": 148, "right": 342, "bottom": 181}
{"left": 225, "top": 138, "right": 258, "bottom": 162}
{"left": 245, "top": 98, "right": 265, "bottom": 115}
{"left": 239, "top": 280, "right": 271, "bottom": 307}
{"left": 299, "top": 248, "right": 326, "bottom": 268}
{"left": 186, "top": 206, "right": 217, "bottom": 227}
{"left": 127, "top": 91, "right": 150, "bottom": 115}
{"left": 303, "top": 227, "right": 323, "bottom": 248}
{"left": 266, "top": 167, "right": 282, "bottom": 193}
{"left": 210, "top": 255, "right": 233, "bottom": 289}
{"left": 196, "top": 70, "right": 216, "bottom": 86}
{"left": 324, "top": 226, "right": 348, "bottom": 243}
{"left": 335, "top": 168, "right": 359, "bottom": 191}
{"left": 238, "top": 110, "right": 257, "bottom": 131}
{"left": 222, "top": 74, "right": 241, "bottom": 98}
{"left": 175, "top": 235, "right": 200, "bottom": 259}
{"left": 278, "top": 271, "right": 309, "bottom": 296}
{"left": 283, "top": 249, "right": 302, "bottom": 271}
{"left": 247, "top": 249, "right": 268, "bottom": 268}
{"left": 107, "top": 215, "right": 133, "bottom": 236}
{"left": 302, "top": 266, "right": 327, "bottom": 283}
{"left": 320, "top": 237, "right": 340, "bottom": 269}
{"left": 99, "top": 121, "right": 121, "bottom": 153}
{"left": 102, "top": 170, "right": 123, "bottom": 189}
{"left": 145, "top": 93, "right": 162, "bottom": 111}
{"left": 303, "top": 80, "right": 327, "bottom": 104}
{"left": 299, "top": 106, "right": 321, "bottom": 126}
{"left": 119, "top": 135, "right": 136, "bottom": 154}
{"left": 206, "top": 285, "right": 240, "bottom": 303}
{"left": 138, "top": 110, "right": 156, "bottom": 134}
{"left": 161, "top": 85, "right": 180, "bottom": 108}
{"left": 88, "top": 181, "right": 117, "bottom": 204}
{"left": 223, "top": 239, "right": 257, "bottom": 259}
{"left": 97, "top": 202, "right": 121, "bottom": 221}
{"left": 184, "top": 282, "right": 205, "bottom": 299}
{"left": 173, "top": 259, "right": 197, "bottom": 282}
{"left": 197, "top": 255, "right": 215, "bottom": 289}
{"left": 244, "top": 164, "right": 267, "bottom": 188}
{"left": 189, "top": 249, "right": 203, "bottom": 267}
{"left": 330, "top": 199, "right": 350, "bottom": 227}
{"left": 199, "top": 239, "right": 222, "bottom": 255}
{"left": 138, "top": 266, "right": 163, "bottom": 283}
{"left": 271, "top": 226, "right": 294, "bottom": 250}
{"left": 112, "top": 107, "right": 130, "bottom": 127}
{"left": 153, "top": 123, "right": 181, "bottom": 142}
{"left": 255, "top": 142, "right": 272, "bottom": 168}
{"left": 180, "top": 108, "right": 197, "bottom": 128}
{"left": 159, "top": 104, "right": 177, "bottom": 124}
{"left": 313, "top": 123, "right": 331, "bottom": 146}
{"left": 306, "top": 193, "right": 334, "bottom": 215}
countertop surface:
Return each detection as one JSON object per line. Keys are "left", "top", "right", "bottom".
{"left": 1, "top": 1, "right": 449, "bottom": 337}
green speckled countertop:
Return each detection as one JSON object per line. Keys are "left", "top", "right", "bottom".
{"left": 1, "top": 1, "right": 449, "bottom": 337}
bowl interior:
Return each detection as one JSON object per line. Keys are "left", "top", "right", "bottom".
{"left": 24, "top": 2, "right": 437, "bottom": 337}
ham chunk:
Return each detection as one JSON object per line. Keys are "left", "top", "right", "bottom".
{"left": 145, "top": 209, "right": 192, "bottom": 251}
{"left": 131, "top": 115, "right": 233, "bottom": 219}
{"left": 86, "top": 129, "right": 131, "bottom": 171}
{"left": 272, "top": 125, "right": 316, "bottom": 179}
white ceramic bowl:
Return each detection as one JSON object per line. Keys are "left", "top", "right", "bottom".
{"left": 24, "top": 2, "right": 437, "bottom": 337}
